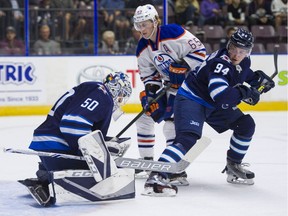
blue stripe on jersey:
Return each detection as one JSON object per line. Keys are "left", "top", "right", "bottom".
{"left": 60, "top": 114, "right": 93, "bottom": 135}
{"left": 178, "top": 81, "right": 213, "bottom": 108}
{"left": 29, "top": 135, "right": 70, "bottom": 151}
{"left": 208, "top": 78, "right": 229, "bottom": 101}
{"left": 60, "top": 126, "right": 91, "bottom": 136}
{"left": 62, "top": 114, "right": 93, "bottom": 126}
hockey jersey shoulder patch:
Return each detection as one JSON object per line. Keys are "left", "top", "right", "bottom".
{"left": 220, "top": 54, "right": 232, "bottom": 64}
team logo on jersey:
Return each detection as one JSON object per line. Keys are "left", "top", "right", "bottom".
{"left": 153, "top": 53, "right": 175, "bottom": 77}
{"left": 220, "top": 54, "right": 232, "bottom": 63}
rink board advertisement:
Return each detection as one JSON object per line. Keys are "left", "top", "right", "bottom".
{"left": 0, "top": 55, "right": 287, "bottom": 115}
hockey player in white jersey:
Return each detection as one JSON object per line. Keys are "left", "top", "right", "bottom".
{"left": 133, "top": 4, "right": 206, "bottom": 184}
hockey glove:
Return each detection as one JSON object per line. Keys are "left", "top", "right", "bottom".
{"left": 169, "top": 63, "right": 189, "bottom": 88}
{"left": 237, "top": 85, "right": 260, "bottom": 106}
{"left": 140, "top": 90, "right": 159, "bottom": 115}
{"left": 251, "top": 70, "right": 275, "bottom": 93}
{"left": 106, "top": 137, "right": 131, "bottom": 157}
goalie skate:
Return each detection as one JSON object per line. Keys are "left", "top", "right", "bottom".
{"left": 18, "top": 178, "right": 55, "bottom": 207}
{"left": 141, "top": 173, "right": 178, "bottom": 197}
{"left": 222, "top": 160, "right": 255, "bottom": 185}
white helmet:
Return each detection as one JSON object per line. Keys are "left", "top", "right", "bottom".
{"left": 133, "top": 4, "right": 158, "bottom": 24}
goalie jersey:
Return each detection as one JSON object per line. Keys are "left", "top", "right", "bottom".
{"left": 29, "top": 82, "right": 113, "bottom": 155}
{"left": 178, "top": 48, "right": 259, "bottom": 109}
{"left": 136, "top": 24, "right": 206, "bottom": 88}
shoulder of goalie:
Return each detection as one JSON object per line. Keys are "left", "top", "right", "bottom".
{"left": 45, "top": 130, "right": 135, "bottom": 205}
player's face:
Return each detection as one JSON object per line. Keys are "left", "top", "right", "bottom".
{"left": 134, "top": 20, "right": 155, "bottom": 40}
{"left": 228, "top": 44, "right": 250, "bottom": 65}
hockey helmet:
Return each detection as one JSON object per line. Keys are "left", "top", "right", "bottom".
{"left": 133, "top": 4, "right": 158, "bottom": 30}
{"left": 104, "top": 72, "right": 132, "bottom": 118}
{"left": 228, "top": 28, "right": 254, "bottom": 50}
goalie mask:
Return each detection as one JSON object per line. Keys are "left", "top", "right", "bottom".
{"left": 104, "top": 72, "right": 132, "bottom": 120}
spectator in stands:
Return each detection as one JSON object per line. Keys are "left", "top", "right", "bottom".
{"left": 32, "top": 24, "right": 61, "bottom": 55}
{"left": 248, "top": 0, "right": 274, "bottom": 28}
{"left": 174, "top": 0, "right": 200, "bottom": 26}
{"left": 198, "top": 0, "right": 224, "bottom": 28}
{"left": 98, "top": 30, "right": 120, "bottom": 55}
{"left": 219, "top": 26, "right": 237, "bottom": 49}
{"left": 226, "top": 0, "right": 246, "bottom": 26}
{"left": 0, "top": 0, "right": 24, "bottom": 39}
{"left": 0, "top": 26, "right": 25, "bottom": 55}
{"left": 271, "top": 0, "right": 288, "bottom": 31}
{"left": 100, "top": 0, "right": 130, "bottom": 41}
{"left": 50, "top": 0, "right": 86, "bottom": 42}
{"left": 124, "top": 26, "right": 141, "bottom": 54}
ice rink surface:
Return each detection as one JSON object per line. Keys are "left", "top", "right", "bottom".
{"left": 0, "top": 111, "right": 287, "bottom": 216}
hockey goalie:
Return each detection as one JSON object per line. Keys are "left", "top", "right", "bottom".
{"left": 18, "top": 72, "right": 135, "bottom": 207}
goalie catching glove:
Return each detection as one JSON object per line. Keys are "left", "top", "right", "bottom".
{"left": 169, "top": 63, "right": 189, "bottom": 88}
{"left": 250, "top": 70, "right": 275, "bottom": 93}
{"left": 106, "top": 137, "right": 131, "bottom": 157}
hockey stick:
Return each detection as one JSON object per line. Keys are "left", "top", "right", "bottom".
{"left": 257, "top": 46, "right": 278, "bottom": 93}
{"left": 115, "top": 84, "right": 172, "bottom": 138}
{"left": 3, "top": 136, "right": 211, "bottom": 173}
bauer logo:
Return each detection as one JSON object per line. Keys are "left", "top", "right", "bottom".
{"left": 0, "top": 62, "right": 36, "bottom": 84}
{"left": 77, "top": 65, "right": 114, "bottom": 84}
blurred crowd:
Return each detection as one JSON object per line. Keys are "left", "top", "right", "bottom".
{"left": 0, "top": 0, "right": 287, "bottom": 56}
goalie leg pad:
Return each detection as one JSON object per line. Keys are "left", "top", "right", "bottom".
{"left": 78, "top": 130, "right": 118, "bottom": 182}
{"left": 50, "top": 169, "right": 135, "bottom": 205}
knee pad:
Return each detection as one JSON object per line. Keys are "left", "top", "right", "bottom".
{"left": 230, "top": 114, "right": 255, "bottom": 138}
{"left": 163, "top": 120, "right": 175, "bottom": 145}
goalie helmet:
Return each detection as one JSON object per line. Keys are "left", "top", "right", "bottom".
{"left": 133, "top": 4, "right": 158, "bottom": 28}
{"left": 104, "top": 72, "right": 132, "bottom": 118}
{"left": 228, "top": 28, "right": 254, "bottom": 50}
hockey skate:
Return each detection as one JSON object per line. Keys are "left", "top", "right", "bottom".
{"left": 169, "top": 171, "right": 189, "bottom": 186}
{"left": 135, "top": 157, "right": 153, "bottom": 179}
{"left": 222, "top": 159, "right": 255, "bottom": 185}
{"left": 18, "top": 178, "right": 55, "bottom": 207}
{"left": 142, "top": 172, "right": 178, "bottom": 197}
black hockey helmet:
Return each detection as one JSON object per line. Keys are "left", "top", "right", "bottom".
{"left": 229, "top": 28, "right": 254, "bottom": 50}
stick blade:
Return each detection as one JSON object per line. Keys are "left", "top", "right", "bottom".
{"left": 183, "top": 136, "right": 211, "bottom": 163}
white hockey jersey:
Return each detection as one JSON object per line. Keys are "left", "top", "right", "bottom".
{"left": 136, "top": 24, "right": 206, "bottom": 88}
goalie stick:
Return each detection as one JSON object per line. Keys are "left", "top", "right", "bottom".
{"left": 3, "top": 136, "right": 211, "bottom": 173}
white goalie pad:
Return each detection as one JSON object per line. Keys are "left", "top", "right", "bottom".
{"left": 49, "top": 168, "right": 135, "bottom": 205}
{"left": 78, "top": 130, "right": 119, "bottom": 182}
